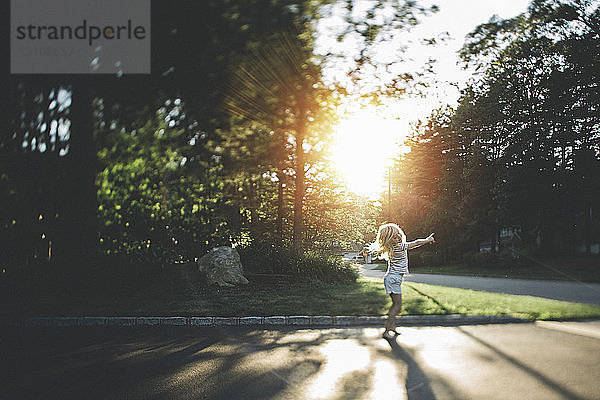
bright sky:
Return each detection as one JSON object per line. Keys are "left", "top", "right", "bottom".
{"left": 392, "top": 0, "right": 532, "bottom": 120}
{"left": 320, "top": 0, "right": 531, "bottom": 198}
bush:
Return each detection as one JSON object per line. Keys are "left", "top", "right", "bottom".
{"left": 408, "top": 251, "right": 443, "bottom": 267}
{"left": 462, "top": 250, "right": 529, "bottom": 269}
{"left": 236, "top": 241, "right": 359, "bottom": 283}
{"left": 293, "top": 252, "right": 359, "bottom": 284}
{"left": 463, "top": 251, "right": 499, "bottom": 268}
{"left": 236, "top": 241, "right": 295, "bottom": 274}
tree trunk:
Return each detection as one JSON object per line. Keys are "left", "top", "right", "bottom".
{"left": 0, "top": 0, "right": 7, "bottom": 141}
{"left": 293, "top": 122, "right": 305, "bottom": 256}
{"left": 560, "top": 143, "right": 572, "bottom": 255}
{"left": 0, "top": 5, "right": 9, "bottom": 266}
{"left": 230, "top": 182, "right": 242, "bottom": 238}
{"left": 248, "top": 178, "right": 257, "bottom": 235}
{"left": 493, "top": 228, "right": 500, "bottom": 254}
{"left": 58, "top": 76, "right": 98, "bottom": 268}
{"left": 586, "top": 206, "right": 592, "bottom": 256}
{"left": 276, "top": 173, "right": 284, "bottom": 246}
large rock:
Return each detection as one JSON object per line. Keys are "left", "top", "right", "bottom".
{"left": 197, "top": 246, "right": 249, "bottom": 287}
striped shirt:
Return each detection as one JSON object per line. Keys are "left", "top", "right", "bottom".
{"left": 386, "top": 242, "right": 409, "bottom": 275}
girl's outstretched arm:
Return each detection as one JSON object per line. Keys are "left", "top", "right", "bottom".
{"left": 407, "top": 233, "right": 435, "bottom": 250}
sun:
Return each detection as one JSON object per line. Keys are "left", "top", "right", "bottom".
{"left": 330, "top": 108, "right": 409, "bottom": 198}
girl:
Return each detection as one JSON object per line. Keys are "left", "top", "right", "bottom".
{"left": 370, "top": 223, "right": 435, "bottom": 339}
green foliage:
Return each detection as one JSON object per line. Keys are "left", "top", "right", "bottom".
{"left": 303, "top": 176, "right": 380, "bottom": 252}
{"left": 96, "top": 107, "right": 232, "bottom": 264}
{"left": 461, "top": 250, "right": 530, "bottom": 269}
{"left": 318, "top": 0, "right": 439, "bottom": 97}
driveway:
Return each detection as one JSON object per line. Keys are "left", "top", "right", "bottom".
{"left": 3, "top": 323, "right": 599, "bottom": 399}
{"left": 359, "top": 264, "right": 600, "bottom": 305}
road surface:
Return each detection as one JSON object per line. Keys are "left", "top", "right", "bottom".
{"left": 359, "top": 264, "right": 600, "bottom": 305}
{"left": 3, "top": 323, "right": 600, "bottom": 399}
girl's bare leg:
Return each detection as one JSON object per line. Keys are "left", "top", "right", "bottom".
{"left": 384, "top": 293, "right": 402, "bottom": 334}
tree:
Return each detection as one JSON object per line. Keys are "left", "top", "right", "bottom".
{"left": 383, "top": 0, "right": 600, "bottom": 260}
{"left": 456, "top": 0, "right": 600, "bottom": 253}
{"left": 223, "top": 22, "right": 343, "bottom": 255}
{"left": 315, "top": 0, "right": 439, "bottom": 98}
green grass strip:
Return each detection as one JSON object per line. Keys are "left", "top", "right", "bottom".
{"left": 402, "top": 282, "right": 600, "bottom": 320}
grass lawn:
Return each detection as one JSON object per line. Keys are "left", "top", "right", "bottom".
{"left": 2, "top": 272, "right": 599, "bottom": 321}
{"left": 403, "top": 282, "right": 600, "bottom": 320}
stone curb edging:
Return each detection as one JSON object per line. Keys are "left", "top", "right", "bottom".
{"left": 2, "top": 314, "right": 529, "bottom": 328}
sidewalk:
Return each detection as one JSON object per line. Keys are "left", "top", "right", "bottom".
{"left": 359, "top": 262, "right": 386, "bottom": 278}
{"left": 3, "top": 314, "right": 531, "bottom": 328}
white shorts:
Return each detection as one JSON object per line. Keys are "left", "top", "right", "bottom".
{"left": 383, "top": 273, "right": 404, "bottom": 294}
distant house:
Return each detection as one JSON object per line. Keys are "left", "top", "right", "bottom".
{"left": 326, "top": 241, "right": 345, "bottom": 256}
{"left": 479, "top": 221, "right": 599, "bottom": 256}
{"left": 479, "top": 241, "right": 494, "bottom": 253}
{"left": 479, "top": 226, "right": 522, "bottom": 257}
{"left": 501, "top": 227, "right": 522, "bottom": 258}
{"left": 576, "top": 243, "right": 600, "bottom": 255}
{"left": 574, "top": 208, "right": 599, "bottom": 255}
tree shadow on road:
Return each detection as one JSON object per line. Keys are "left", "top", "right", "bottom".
{"left": 456, "top": 327, "right": 588, "bottom": 400}
{"left": 382, "top": 334, "right": 438, "bottom": 400}
{"left": 2, "top": 327, "right": 325, "bottom": 400}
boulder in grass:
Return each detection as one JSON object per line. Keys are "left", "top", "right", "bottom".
{"left": 197, "top": 246, "right": 249, "bottom": 287}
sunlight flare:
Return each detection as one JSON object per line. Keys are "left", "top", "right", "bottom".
{"left": 330, "top": 107, "right": 409, "bottom": 198}
{"left": 306, "top": 339, "right": 371, "bottom": 399}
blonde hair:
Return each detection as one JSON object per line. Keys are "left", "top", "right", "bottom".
{"left": 370, "top": 223, "right": 406, "bottom": 260}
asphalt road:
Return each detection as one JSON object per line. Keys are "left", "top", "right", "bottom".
{"left": 3, "top": 323, "right": 600, "bottom": 400}
{"left": 359, "top": 264, "right": 600, "bottom": 305}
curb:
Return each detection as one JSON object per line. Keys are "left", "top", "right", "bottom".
{"left": 1, "top": 314, "right": 530, "bottom": 328}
